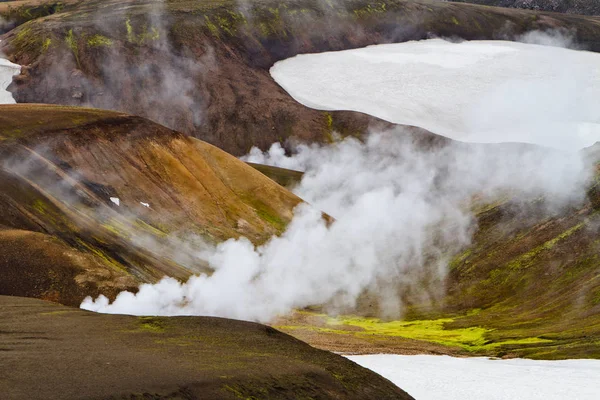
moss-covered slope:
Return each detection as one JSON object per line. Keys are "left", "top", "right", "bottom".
{"left": 0, "top": 295, "right": 412, "bottom": 400}
{"left": 276, "top": 183, "right": 600, "bottom": 359}
{"left": 0, "top": 104, "right": 302, "bottom": 306}
{"left": 3, "top": 0, "right": 600, "bottom": 154}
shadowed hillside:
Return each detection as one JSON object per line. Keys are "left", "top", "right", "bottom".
{"left": 0, "top": 295, "right": 412, "bottom": 400}
{"left": 3, "top": 0, "right": 600, "bottom": 154}
{"left": 0, "top": 104, "right": 302, "bottom": 306}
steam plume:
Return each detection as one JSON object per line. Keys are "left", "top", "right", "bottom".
{"left": 82, "top": 131, "right": 591, "bottom": 322}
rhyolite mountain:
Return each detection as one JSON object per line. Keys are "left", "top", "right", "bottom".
{"left": 4, "top": 0, "right": 600, "bottom": 155}
{"left": 0, "top": 0, "right": 599, "bottom": 364}
{"left": 0, "top": 104, "right": 302, "bottom": 306}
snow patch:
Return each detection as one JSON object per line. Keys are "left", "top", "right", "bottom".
{"left": 270, "top": 39, "right": 600, "bottom": 151}
{"left": 140, "top": 202, "right": 150, "bottom": 208}
{"left": 0, "top": 47, "right": 21, "bottom": 104}
{"left": 110, "top": 197, "right": 120, "bottom": 206}
{"left": 347, "top": 354, "right": 600, "bottom": 400}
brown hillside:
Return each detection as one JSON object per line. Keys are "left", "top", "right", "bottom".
{"left": 0, "top": 295, "right": 412, "bottom": 400}
{"left": 0, "top": 104, "right": 302, "bottom": 306}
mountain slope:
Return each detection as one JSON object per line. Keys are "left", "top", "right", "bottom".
{"left": 0, "top": 295, "right": 412, "bottom": 400}
{"left": 0, "top": 104, "right": 303, "bottom": 306}
{"left": 453, "top": 0, "right": 600, "bottom": 16}
{"left": 275, "top": 181, "right": 600, "bottom": 359}
{"left": 4, "top": 0, "right": 600, "bottom": 154}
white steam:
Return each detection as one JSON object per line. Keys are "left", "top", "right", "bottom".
{"left": 82, "top": 35, "right": 595, "bottom": 322}
{"left": 82, "top": 130, "right": 591, "bottom": 322}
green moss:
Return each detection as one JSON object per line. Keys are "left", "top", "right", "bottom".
{"left": 449, "top": 249, "right": 472, "bottom": 270}
{"left": 42, "top": 37, "right": 52, "bottom": 52}
{"left": 125, "top": 18, "right": 159, "bottom": 44}
{"left": 125, "top": 18, "right": 135, "bottom": 42}
{"left": 328, "top": 316, "right": 489, "bottom": 350}
{"left": 64, "top": 28, "right": 81, "bottom": 68}
{"left": 320, "top": 111, "right": 333, "bottom": 140}
{"left": 75, "top": 239, "right": 129, "bottom": 275}
{"left": 101, "top": 218, "right": 132, "bottom": 239}
{"left": 487, "top": 337, "right": 553, "bottom": 348}
{"left": 451, "top": 17, "right": 460, "bottom": 25}
{"left": 205, "top": 16, "right": 220, "bottom": 37}
{"left": 87, "top": 34, "right": 113, "bottom": 47}
{"left": 32, "top": 199, "right": 47, "bottom": 215}
{"left": 280, "top": 312, "right": 555, "bottom": 355}
{"left": 138, "top": 317, "right": 166, "bottom": 333}
{"left": 353, "top": 3, "right": 387, "bottom": 18}
{"left": 590, "top": 287, "right": 600, "bottom": 306}
{"left": 15, "top": 26, "right": 32, "bottom": 42}
{"left": 10, "top": 23, "right": 47, "bottom": 58}
{"left": 133, "top": 218, "right": 168, "bottom": 237}
{"left": 508, "top": 222, "right": 585, "bottom": 270}
{"left": 254, "top": 205, "right": 286, "bottom": 232}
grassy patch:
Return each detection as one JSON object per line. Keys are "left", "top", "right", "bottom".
{"left": 42, "top": 37, "right": 52, "bottom": 52}
{"left": 507, "top": 222, "right": 585, "bottom": 270}
{"left": 138, "top": 317, "right": 166, "bottom": 333}
{"left": 328, "top": 315, "right": 489, "bottom": 350}
{"left": 278, "top": 312, "right": 554, "bottom": 354}
{"left": 87, "top": 34, "right": 113, "bottom": 47}
{"left": 125, "top": 17, "right": 159, "bottom": 45}
{"left": 64, "top": 28, "right": 80, "bottom": 68}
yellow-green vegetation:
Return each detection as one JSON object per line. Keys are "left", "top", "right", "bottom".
{"left": 278, "top": 312, "right": 552, "bottom": 353}
{"left": 101, "top": 217, "right": 133, "bottom": 239}
{"left": 449, "top": 248, "right": 471, "bottom": 270}
{"left": 204, "top": 16, "right": 220, "bottom": 37}
{"left": 64, "top": 28, "right": 80, "bottom": 68}
{"left": 138, "top": 317, "right": 166, "bottom": 333}
{"left": 325, "top": 316, "right": 490, "bottom": 350}
{"left": 42, "top": 37, "right": 52, "bottom": 51}
{"left": 323, "top": 112, "right": 336, "bottom": 143}
{"left": 125, "top": 17, "right": 159, "bottom": 45}
{"left": 353, "top": 2, "right": 387, "bottom": 18}
{"left": 10, "top": 23, "right": 44, "bottom": 58}
{"left": 507, "top": 222, "right": 585, "bottom": 270}
{"left": 87, "top": 34, "right": 113, "bottom": 47}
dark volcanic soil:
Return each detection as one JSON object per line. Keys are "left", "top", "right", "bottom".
{"left": 0, "top": 295, "right": 413, "bottom": 399}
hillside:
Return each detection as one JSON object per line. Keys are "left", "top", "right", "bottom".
{"left": 0, "top": 104, "right": 302, "bottom": 306}
{"left": 275, "top": 176, "right": 600, "bottom": 359}
{"left": 0, "top": 0, "right": 599, "bottom": 364}
{"left": 453, "top": 1, "right": 600, "bottom": 17}
{"left": 3, "top": 0, "right": 600, "bottom": 154}
{"left": 0, "top": 295, "right": 412, "bottom": 399}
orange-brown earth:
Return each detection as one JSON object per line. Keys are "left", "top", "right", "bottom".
{"left": 0, "top": 104, "right": 303, "bottom": 306}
